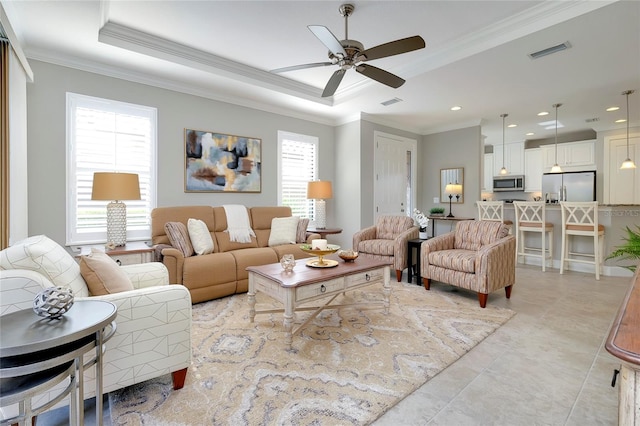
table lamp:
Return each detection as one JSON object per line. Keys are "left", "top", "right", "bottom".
{"left": 91, "top": 172, "right": 141, "bottom": 246}
{"left": 445, "top": 183, "right": 462, "bottom": 218}
{"left": 307, "top": 180, "right": 332, "bottom": 229}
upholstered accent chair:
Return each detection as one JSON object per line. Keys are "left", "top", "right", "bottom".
{"left": 353, "top": 215, "right": 419, "bottom": 282}
{"left": 420, "top": 220, "right": 516, "bottom": 308}
{"left": 0, "top": 235, "right": 192, "bottom": 415}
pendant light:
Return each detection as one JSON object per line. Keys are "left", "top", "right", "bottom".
{"left": 550, "top": 103, "right": 563, "bottom": 173}
{"left": 499, "top": 113, "right": 508, "bottom": 175}
{"left": 620, "top": 90, "right": 636, "bottom": 169}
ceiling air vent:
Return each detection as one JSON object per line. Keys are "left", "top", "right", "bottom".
{"left": 528, "top": 41, "right": 571, "bottom": 59}
{"left": 585, "top": 117, "right": 600, "bottom": 123}
{"left": 381, "top": 97, "right": 403, "bottom": 106}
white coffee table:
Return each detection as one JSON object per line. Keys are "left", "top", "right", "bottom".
{"left": 247, "top": 255, "right": 391, "bottom": 350}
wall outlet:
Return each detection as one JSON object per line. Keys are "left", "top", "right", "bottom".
{"left": 433, "top": 197, "right": 439, "bottom": 204}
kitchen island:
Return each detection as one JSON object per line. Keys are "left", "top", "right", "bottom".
{"left": 502, "top": 204, "right": 639, "bottom": 277}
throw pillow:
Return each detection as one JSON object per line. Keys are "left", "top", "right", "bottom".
{"left": 80, "top": 248, "right": 134, "bottom": 296}
{"left": 164, "top": 222, "right": 194, "bottom": 257}
{"left": 296, "top": 217, "right": 310, "bottom": 243}
{"left": 187, "top": 218, "right": 214, "bottom": 255}
{"left": 268, "top": 216, "right": 300, "bottom": 247}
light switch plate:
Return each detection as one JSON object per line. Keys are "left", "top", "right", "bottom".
{"left": 433, "top": 197, "right": 439, "bottom": 204}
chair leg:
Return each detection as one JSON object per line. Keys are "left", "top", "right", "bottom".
{"left": 477, "top": 293, "right": 488, "bottom": 308}
{"left": 505, "top": 285, "right": 512, "bottom": 299}
{"left": 560, "top": 232, "right": 567, "bottom": 274}
{"left": 594, "top": 234, "right": 600, "bottom": 280}
{"left": 422, "top": 278, "right": 431, "bottom": 290}
{"left": 395, "top": 269, "right": 402, "bottom": 282}
{"left": 172, "top": 367, "right": 188, "bottom": 390}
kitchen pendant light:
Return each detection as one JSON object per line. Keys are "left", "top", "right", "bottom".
{"left": 550, "top": 103, "right": 563, "bottom": 173}
{"left": 620, "top": 90, "right": 636, "bottom": 169}
{"left": 499, "top": 113, "right": 508, "bottom": 175}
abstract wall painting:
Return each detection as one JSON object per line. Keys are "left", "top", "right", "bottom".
{"left": 185, "top": 129, "right": 261, "bottom": 192}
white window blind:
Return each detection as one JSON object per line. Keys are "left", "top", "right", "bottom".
{"left": 277, "top": 131, "right": 318, "bottom": 220}
{"left": 66, "top": 93, "right": 157, "bottom": 245}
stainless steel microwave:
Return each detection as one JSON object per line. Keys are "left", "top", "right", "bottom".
{"left": 493, "top": 175, "right": 525, "bottom": 192}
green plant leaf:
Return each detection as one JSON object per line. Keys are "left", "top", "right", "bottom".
{"left": 606, "top": 225, "right": 640, "bottom": 272}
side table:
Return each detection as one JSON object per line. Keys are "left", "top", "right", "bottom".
{"left": 78, "top": 241, "right": 154, "bottom": 265}
{"left": 306, "top": 227, "right": 342, "bottom": 240}
{"left": 0, "top": 300, "right": 117, "bottom": 426}
{"left": 407, "top": 238, "right": 428, "bottom": 284}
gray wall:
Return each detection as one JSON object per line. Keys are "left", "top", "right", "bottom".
{"left": 26, "top": 60, "right": 335, "bottom": 245}
{"left": 333, "top": 121, "right": 360, "bottom": 249}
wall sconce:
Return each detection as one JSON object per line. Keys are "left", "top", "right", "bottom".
{"left": 91, "top": 172, "right": 141, "bottom": 246}
{"left": 307, "top": 180, "right": 333, "bottom": 229}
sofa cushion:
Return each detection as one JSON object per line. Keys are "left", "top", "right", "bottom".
{"left": 165, "top": 222, "right": 194, "bottom": 257}
{"left": 0, "top": 235, "right": 89, "bottom": 297}
{"left": 454, "top": 221, "right": 507, "bottom": 251}
{"left": 80, "top": 248, "right": 134, "bottom": 295}
{"left": 296, "top": 218, "right": 310, "bottom": 243}
{"left": 268, "top": 216, "right": 299, "bottom": 246}
{"left": 188, "top": 218, "right": 214, "bottom": 255}
{"left": 428, "top": 249, "right": 477, "bottom": 273}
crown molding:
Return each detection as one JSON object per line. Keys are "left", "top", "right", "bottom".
{"left": 0, "top": 1, "right": 33, "bottom": 81}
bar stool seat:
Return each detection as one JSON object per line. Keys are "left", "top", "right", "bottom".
{"left": 477, "top": 201, "right": 512, "bottom": 233}
{"left": 560, "top": 201, "right": 605, "bottom": 280}
{"left": 513, "top": 201, "right": 554, "bottom": 271}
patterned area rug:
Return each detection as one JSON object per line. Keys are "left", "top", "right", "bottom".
{"left": 109, "top": 282, "right": 515, "bottom": 425}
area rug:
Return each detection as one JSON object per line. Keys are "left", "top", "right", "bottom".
{"left": 109, "top": 282, "right": 515, "bottom": 425}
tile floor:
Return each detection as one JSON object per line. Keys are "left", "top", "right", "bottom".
{"left": 39, "top": 265, "right": 632, "bottom": 425}
{"left": 376, "top": 264, "right": 632, "bottom": 425}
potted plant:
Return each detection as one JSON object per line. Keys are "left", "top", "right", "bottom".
{"left": 429, "top": 207, "right": 445, "bottom": 217}
{"left": 606, "top": 225, "right": 640, "bottom": 272}
{"left": 413, "top": 209, "right": 430, "bottom": 239}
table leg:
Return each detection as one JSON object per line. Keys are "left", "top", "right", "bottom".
{"left": 248, "top": 275, "right": 256, "bottom": 323}
{"left": 416, "top": 243, "right": 421, "bottom": 285}
{"left": 95, "top": 328, "right": 103, "bottom": 426}
{"left": 383, "top": 266, "right": 391, "bottom": 314}
{"left": 283, "top": 291, "right": 294, "bottom": 350}
{"left": 407, "top": 241, "right": 413, "bottom": 284}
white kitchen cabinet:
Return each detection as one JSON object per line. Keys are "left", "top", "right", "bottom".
{"left": 542, "top": 140, "right": 595, "bottom": 171}
{"left": 524, "top": 148, "right": 542, "bottom": 192}
{"left": 483, "top": 153, "right": 494, "bottom": 192}
{"left": 493, "top": 141, "right": 525, "bottom": 176}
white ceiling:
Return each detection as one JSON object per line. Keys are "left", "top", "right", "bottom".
{"left": 2, "top": 0, "right": 639, "bottom": 145}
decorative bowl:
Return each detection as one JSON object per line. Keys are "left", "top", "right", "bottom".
{"left": 338, "top": 250, "right": 359, "bottom": 262}
{"left": 299, "top": 244, "right": 340, "bottom": 267}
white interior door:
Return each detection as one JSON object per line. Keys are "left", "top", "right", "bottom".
{"left": 374, "top": 131, "right": 417, "bottom": 218}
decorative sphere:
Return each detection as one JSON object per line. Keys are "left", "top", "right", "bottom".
{"left": 33, "top": 286, "right": 75, "bottom": 319}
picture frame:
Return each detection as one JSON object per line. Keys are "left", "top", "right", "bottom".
{"left": 185, "top": 129, "right": 261, "bottom": 192}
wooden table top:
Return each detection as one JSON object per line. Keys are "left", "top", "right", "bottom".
{"left": 605, "top": 269, "right": 640, "bottom": 366}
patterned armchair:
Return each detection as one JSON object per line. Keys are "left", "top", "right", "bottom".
{"left": 420, "top": 220, "right": 515, "bottom": 308}
{"left": 0, "top": 235, "right": 192, "bottom": 415}
{"left": 353, "top": 215, "right": 419, "bottom": 282}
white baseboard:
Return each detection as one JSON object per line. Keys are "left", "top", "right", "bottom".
{"left": 517, "top": 257, "right": 634, "bottom": 278}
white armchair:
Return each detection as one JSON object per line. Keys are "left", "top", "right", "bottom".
{"left": 0, "top": 235, "right": 192, "bottom": 414}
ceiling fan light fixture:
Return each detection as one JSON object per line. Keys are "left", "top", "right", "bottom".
{"left": 620, "top": 90, "right": 636, "bottom": 170}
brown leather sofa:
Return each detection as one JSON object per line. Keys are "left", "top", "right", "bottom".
{"left": 151, "top": 206, "right": 318, "bottom": 303}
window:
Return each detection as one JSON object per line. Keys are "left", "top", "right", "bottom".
{"left": 277, "top": 131, "right": 318, "bottom": 220}
{"left": 66, "top": 93, "right": 157, "bottom": 245}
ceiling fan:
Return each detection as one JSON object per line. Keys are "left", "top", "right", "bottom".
{"left": 271, "top": 3, "right": 426, "bottom": 97}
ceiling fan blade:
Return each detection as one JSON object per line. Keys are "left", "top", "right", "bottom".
{"left": 358, "top": 36, "right": 425, "bottom": 62}
{"left": 270, "top": 62, "right": 334, "bottom": 74}
{"left": 356, "top": 64, "right": 405, "bottom": 89}
{"left": 308, "top": 25, "right": 347, "bottom": 57}
{"left": 322, "top": 69, "right": 346, "bottom": 97}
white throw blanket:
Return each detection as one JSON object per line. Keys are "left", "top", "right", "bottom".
{"left": 223, "top": 204, "right": 255, "bottom": 243}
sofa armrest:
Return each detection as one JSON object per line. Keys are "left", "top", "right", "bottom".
{"left": 0, "top": 269, "right": 55, "bottom": 313}
{"left": 420, "top": 232, "right": 456, "bottom": 275}
{"left": 121, "top": 262, "right": 170, "bottom": 289}
{"left": 305, "top": 232, "right": 321, "bottom": 243}
{"left": 392, "top": 226, "right": 420, "bottom": 270}
{"left": 353, "top": 226, "right": 377, "bottom": 250}
{"left": 476, "top": 235, "right": 516, "bottom": 293}
{"left": 161, "top": 247, "right": 185, "bottom": 284}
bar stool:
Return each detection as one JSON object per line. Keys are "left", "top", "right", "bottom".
{"left": 477, "top": 201, "right": 513, "bottom": 234}
{"left": 560, "top": 201, "right": 604, "bottom": 280}
{"left": 513, "top": 201, "right": 553, "bottom": 271}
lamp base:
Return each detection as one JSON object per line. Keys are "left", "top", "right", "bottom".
{"left": 107, "top": 201, "right": 127, "bottom": 246}
{"left": 315, "top": 199, "right": 327, "bottom": 229}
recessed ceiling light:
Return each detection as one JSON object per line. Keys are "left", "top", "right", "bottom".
{"left": 615, "top": 119, "right": 627, "bottom": 123}
{"left": 537, "top": 111, "right": 549, "bottom": 116}
{"left": 606, "top": 106, "right": 620, "bottom": 112}
{"left": 507, "top": 124, "right": 517, "bottom": 128}
{"left": 450, "top": 106, "right": 462, "bottom": 111}
{"left": 526, "top": 132, "right": 535, "bottom": 136}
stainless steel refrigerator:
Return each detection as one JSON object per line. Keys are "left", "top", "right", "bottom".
{"left": 541, "top": 171, "right": 596, "bottom": 203}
